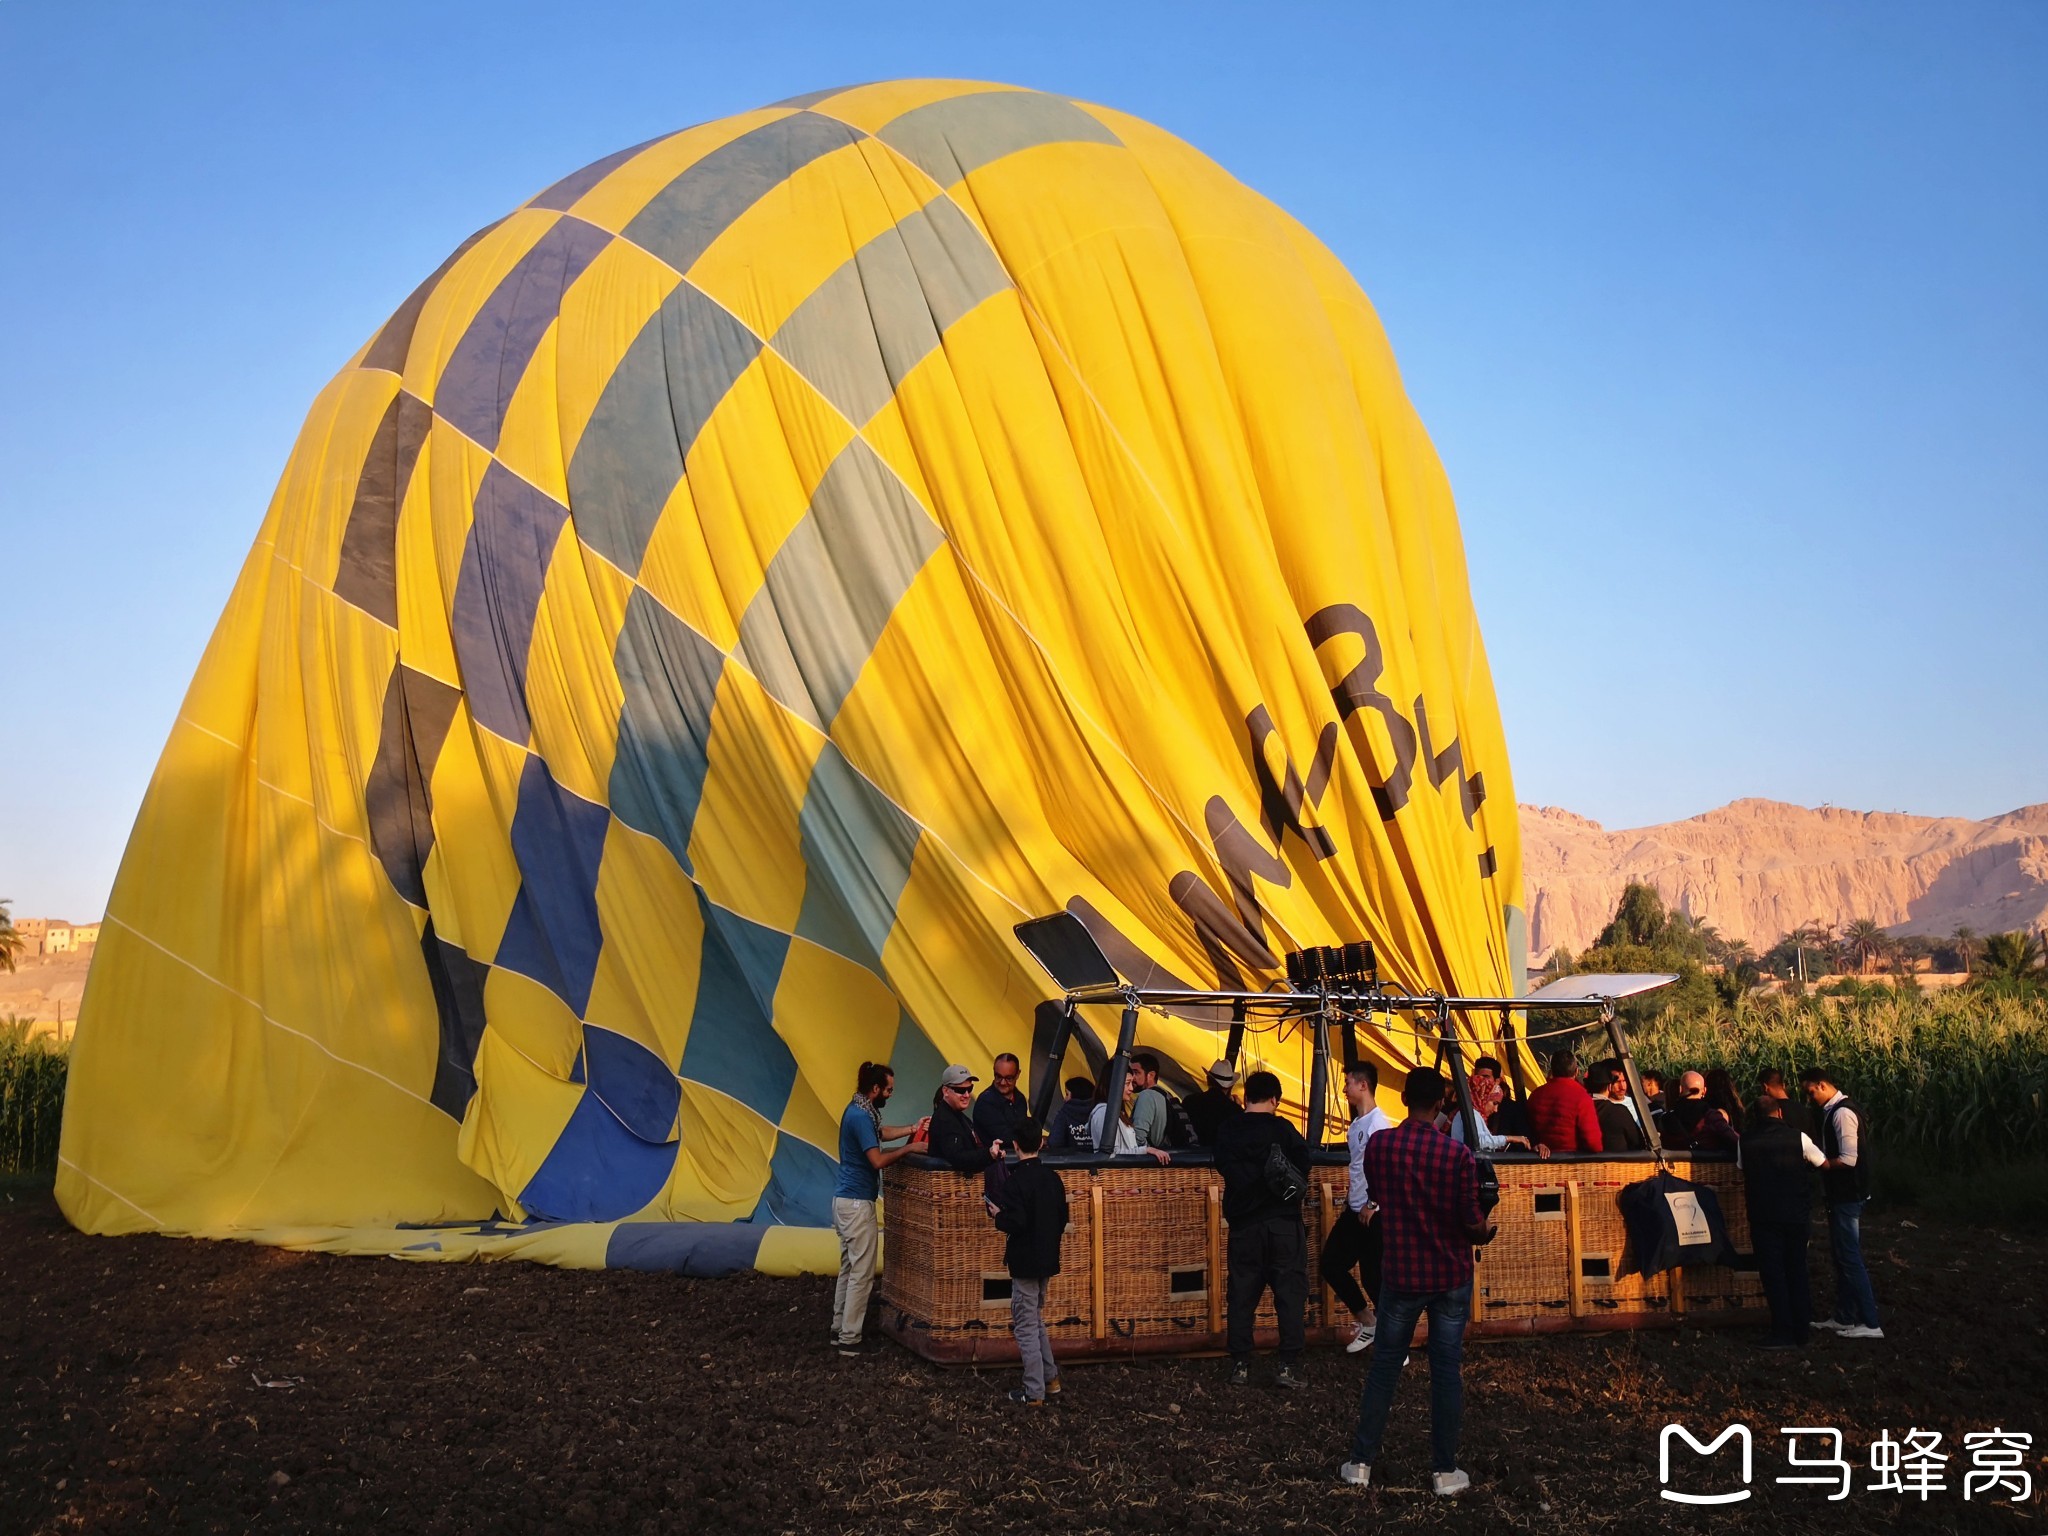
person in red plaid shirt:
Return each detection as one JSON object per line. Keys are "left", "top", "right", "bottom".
{"left": 1339, "top": 1067, "right": 1497, "bottom": 1498}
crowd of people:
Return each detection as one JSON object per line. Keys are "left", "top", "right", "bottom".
{"left": 828, "top": 1045, "right": 1883, "bottom": 1495}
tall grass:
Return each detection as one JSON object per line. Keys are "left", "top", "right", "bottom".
{"left": 0, "top": 1019, "right": 68, "bottom": 1176}
{"left": 1632, "top": 987, "right": 2048, "bottom": 1165}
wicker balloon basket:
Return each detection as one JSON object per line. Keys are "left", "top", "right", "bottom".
{"left": 878, "top": 1152, "right": 1764, "bottom": 1363}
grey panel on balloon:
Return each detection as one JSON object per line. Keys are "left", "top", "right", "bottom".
{"left": 771, "top": 198, "right": 1009, "bottom": 426}
{"left": 895, "top": 197, "right": 1011, "bottom": 331}
{"left": 568, "top": 280, "right": 762, "bottom": 574}
{"left": 623, "top": 112, "right": 861, "bottom": 275}
{"left": 732, "top": 439, "right": 944, "bottom": 730}
{"left": 793, "top": 741, "right": 923, "bottom": 976}
{"left": 878, "top": 90, "right": 1121, "bottom": 185}
{"left": 608, "top": 587, "right": 728, "bottom": 873}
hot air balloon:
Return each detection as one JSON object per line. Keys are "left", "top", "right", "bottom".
{"left": 58, "top": 80, "right": 1533, "bottom": 1276}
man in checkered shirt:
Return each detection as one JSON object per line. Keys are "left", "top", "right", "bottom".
{"left": 1339, "top": 1066, "right": 1498, "bottom": 1498}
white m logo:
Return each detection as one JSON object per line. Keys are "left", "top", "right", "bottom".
{"left": 1659, "top": 1424, "right": 1753, "bottom": 1505}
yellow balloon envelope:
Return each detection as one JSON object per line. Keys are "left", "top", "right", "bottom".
{"left": 58, "top": 81, "right": 1526, "bottom": 1270}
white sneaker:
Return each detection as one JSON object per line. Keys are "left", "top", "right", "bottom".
{"left": 1346, "top": 1325, "right": 1376, "bottom": 1354}
{"left": 1840, "top": 1324, "right": 1886, "bottom": 1339}
{"left": 1811, "top": 1319, "right": 1851, "bottom": 1333}
{"left": 1339, "top": 1462, "right": 1371, "bottom": 1487}
{"left": 1433, "top": 1469, "right": 1472, "bottom": 1497}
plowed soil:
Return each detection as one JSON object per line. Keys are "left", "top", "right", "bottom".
{"left": 2, "top": 1190, "right": 2041, "bottom": 1533}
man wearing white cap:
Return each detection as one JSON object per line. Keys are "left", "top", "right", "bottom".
{"left": 1184, "top": 1059, "right": 1243, "bottom": 1147}
{"left": 928, "top": 1064, "right": 1002, "bottom": 1173}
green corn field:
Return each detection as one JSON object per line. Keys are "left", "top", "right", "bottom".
{"left": 0, "top": 1019, "right": 69, "bottom": 1177}
{"left": 1634, "top": 986, "right": 2048, "bottom": 1165}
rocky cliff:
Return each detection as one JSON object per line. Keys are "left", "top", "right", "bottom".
{"left": 1520, "top": 798, "right": 2048, "bottom": 959}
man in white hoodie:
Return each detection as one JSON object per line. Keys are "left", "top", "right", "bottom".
{"left": 1319, "top": 1061, "right": 1396, "bottom": 1351}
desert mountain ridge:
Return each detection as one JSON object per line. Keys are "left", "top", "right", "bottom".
{"left": 1520, "top": 796, "right": 2048, "bottom": 960}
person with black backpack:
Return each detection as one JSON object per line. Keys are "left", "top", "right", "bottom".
{"left": 1213, "top": 1070, "right": 1312, "bottom": 1389}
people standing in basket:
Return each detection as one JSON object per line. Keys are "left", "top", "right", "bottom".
{"left": 1340, "top": 1067, "right": 1497, "bottom": 1498}
{"left": 989, "top": 1119, "right": 1071, "bottom": 1404}
{"left": 1589, "top": 1059, "right": 1648, "bottom": 1152}
{"left": 1526, "top": 1051, "right": 1603, "bottom": 1152}
{"left": 1739, "top": 1095, "right": 1825, "bottom": 1349}
{"left": 929, "top": 1064, "right": 1004, "bottom": 1174}
{"left": 1800, "top": 1067, "right": 1884, "bottom": 1339}
{"left": 1184, "top": 1059, "right": 1243, "bottom": 1146}
{"left": 832, "top": 1062, "right": 929, "bottom": 1355}
{"left": 1662, "top": 1070, "right": 1739, "bottom": 1153}
{"left": 1045, "top": 1076, "right": 1098, "bottom": 1151}
{"left": 973, "top": 1052, "right": 1033, "bottom": 1149}
{"left": 1213, "top": 1070, "right": 1312, "bottom": 1389}
{"left": 1087, "top": 1074, "right": 1173, "bottom": 1163}
{"left": 1125, "top": 1052, "right": 1183, "bottom": 1148}
{"left": 1320, "top": 1060, "right": 1395, "bottom": 1353}
{"left": 1449, "top": 1059, "right": 1543, "bottom": 1156}
{"left": 1703, "top": 1069, "right": 1747, "bottom": 1132}
{"left": 1639, "top": 1069, "right": 1669, "bottom": 1122}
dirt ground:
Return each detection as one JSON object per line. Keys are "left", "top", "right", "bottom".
{"left": 2, "top": 1190, "right": 2041, "bottom": 1534}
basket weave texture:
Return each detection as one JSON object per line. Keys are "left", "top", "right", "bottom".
{"left": 882, "top": 1155, "right": 1762, "bottom": 1352}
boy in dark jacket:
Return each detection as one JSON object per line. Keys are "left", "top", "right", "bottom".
{"left": 990, "top": 1120, "right": 1070, "bottom": 1403}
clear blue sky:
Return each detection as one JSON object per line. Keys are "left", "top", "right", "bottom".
{"left": 3, "top": 2, "right": 2043, "bottom": 921}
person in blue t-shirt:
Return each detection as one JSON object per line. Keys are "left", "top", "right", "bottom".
{"left": 833, "top": 1061, "right": 929, "bottom": 1354}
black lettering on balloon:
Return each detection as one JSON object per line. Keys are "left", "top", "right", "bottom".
{"left": 1246, "top": 704, "right": 1338, "bottom": 858}
{"left": 1067, "top": 609, "right": 1498, "bottom": 998}
{"left": 1164, "top": 704, "right": 1336, "bottom": 984}
{"left": 1201, "top": 795, "right": 1289, "bottom": 949}
{"left": 1413, "top": 695, "right": 1487, "bottom": 828}
{"left": 1305, "top": 603, "right": 1416, "bottom": 820}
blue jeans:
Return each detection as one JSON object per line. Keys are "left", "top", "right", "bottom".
{"left": 1348, "top": 1283, "right": 1471, "bottom": 1473}
{"left": 1825, "top": 1199, "right": 1881, "bottom": 1328}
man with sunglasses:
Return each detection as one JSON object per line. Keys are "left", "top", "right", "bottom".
{"left": 974, "top": 1052, "right": 1034, "bottom": 1150}
{"left": 929, "top": 1065, "right": 1004, "bottom": 1174}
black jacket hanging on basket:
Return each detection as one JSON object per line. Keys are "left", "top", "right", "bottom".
{"left": 1616, "top": 1169, "right": 1735, "bottom": 1278}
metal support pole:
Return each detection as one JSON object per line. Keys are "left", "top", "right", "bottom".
{"left": 1441, "top": 1003, "right": 1483, "bottom": 1154}
{"left": 1223, "top": 999, "right": 1247, "bottom": 1072}
{"left": 1306, "top": 1006, "right": 1333, "bottom": 1146}
{"left": 1603, "top": 1002, "right": 1669, "bottom": 1172}
{"left": 1340, "top": 1009, "right": 1360, "bottom": 1070}
{"left": 1099, "top": 998, "right": 1141, "bottom": 1146}
{"left": 1441, "top": 1002, "right": 1499, "bottom": 1213}
{"left": 1030, "top": 1002, "right": 1078, "bottom": 1127}
{"left": 1501, "top": 1006, "right": 1529, "bottom": 1103}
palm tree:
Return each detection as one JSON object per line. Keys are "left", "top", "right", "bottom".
{"left": 1952, "top": 925, "right": 1980, "bottom": 976}
{"left": 1980, "top": 931, "right": 2045, "bottom": 981}
{"left": 0, "top": 900, "right": 21, "bottom": 975}
{"left": 1840, "top": 918, "right": 1887, "bottom": 976}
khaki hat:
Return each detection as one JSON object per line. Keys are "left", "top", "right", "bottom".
{"left": 940, "top": 1064, "right": 978, "bottom": 1089}
{"left": 1207, "top": 1059, "right": 1237, "bottom": 1087}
